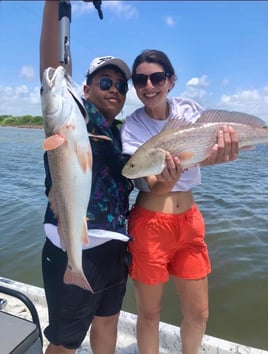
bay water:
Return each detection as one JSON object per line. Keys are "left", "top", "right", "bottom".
{"left": 1, "top": 126, "right": 268, "bottom": 350}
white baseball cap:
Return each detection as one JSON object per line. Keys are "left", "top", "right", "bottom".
{"left": 88, "top": 56, "right": 131, "bottom": 80}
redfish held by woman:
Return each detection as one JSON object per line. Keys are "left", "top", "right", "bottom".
{"left": 41, "top": 66, "right": 110, "bottom": 292}
{"left": 122, "top": 109, "right": 268, "bottom": 179}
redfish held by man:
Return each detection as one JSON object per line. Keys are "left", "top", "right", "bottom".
{"left": 40, "top": 66, "right": 110, "bottom": 292}
{"left": 122, "top": 110, "right": 268, "bottom": 179}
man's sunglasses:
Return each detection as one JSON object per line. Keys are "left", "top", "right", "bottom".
{"left": 93, "top": 77, "right": 128, "bottom": 95}
{"left": 132, "top": 72, "right": 171, "bottom": 88}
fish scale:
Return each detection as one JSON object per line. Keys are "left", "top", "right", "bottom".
{"left": 122, "top": 110, "right": 268, "bottom": 179}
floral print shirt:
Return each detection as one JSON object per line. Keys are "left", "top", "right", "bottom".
{"left": 43, "top": 100, "right": 133, "bottom": 234}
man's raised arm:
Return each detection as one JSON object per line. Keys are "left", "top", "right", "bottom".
{"left": 39, "top": 0, "right": 71, "bottom": 81}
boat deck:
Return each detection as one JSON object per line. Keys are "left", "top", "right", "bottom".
{"left": 0, "top": 277, "right": 267, "bottom": 354}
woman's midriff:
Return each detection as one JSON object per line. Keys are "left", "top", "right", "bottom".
{"left": 135, "top": 190, "right": 195, "bottom": 214}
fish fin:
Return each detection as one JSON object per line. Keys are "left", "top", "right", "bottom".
{"left": 65, "top": 72, "right": 89, "bottom": 123}
{"left": 239, "top": 145, "right": 256, "bottom": 151}
{"left": 197, "top": 110, "right": 266, "bottom": 127}
{"left": 184, "top": 163, "right": 199, "bottom": 169}
{"left": 162, "top": 117, "right": 192, "bottom": 131}
{"left": 88, "top": 133, "right": 112, "bottom": 142}
{"left": 48, "top": 187, "right": 59, "bottom": 217}
{"left": 69, "top": 92, "right": 88, "bottom": 123}
{"left": 82, "top": 218, "right": 89, "bottom": 245}
{"left": 43, "top": 134, "right": 66, "bottom": 151}
{"left": 76, "top": 144, "right": 92, "bottom": 173}
{"left": 57, "top": 219, "right": 67, "bottom": 251}
{"left": 179, "top": 151, "right": 195, "bottom": 162}
{"left": 64, "top": 266, "right": 94, "bottom": 293}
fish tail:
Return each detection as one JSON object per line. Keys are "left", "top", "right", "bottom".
{"left": 64, "top": 266, "right": 94, "bottom": 293}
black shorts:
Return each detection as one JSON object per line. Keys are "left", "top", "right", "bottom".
{"left": 42, "top": 238, "right": 128, "bottom": 349}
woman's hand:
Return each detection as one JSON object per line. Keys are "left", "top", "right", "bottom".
{"left": 146, "top": 152, "right": 182, "bottom": 194}
{"left": 201, "top": 125, "right": 238, "bottom": 166}
{"left": 156, "top": 153, "right": 182, "bottom": 183}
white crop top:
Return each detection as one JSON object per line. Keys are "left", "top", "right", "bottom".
{"left": 121, "top": 96, "right": 204, "bottom": 192}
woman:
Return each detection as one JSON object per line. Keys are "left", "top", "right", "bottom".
{"left": 121, "top": 49, "right": 238, "bottom": 354}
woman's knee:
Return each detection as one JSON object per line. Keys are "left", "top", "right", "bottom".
{"left": 196, "top": 306, "right": 209, "bottom": 324}
{"left": 185, "top": 305, "right": 209, "bottom": 326}
{"left": 138, "top": 305, "right": 161, "bottom": 323}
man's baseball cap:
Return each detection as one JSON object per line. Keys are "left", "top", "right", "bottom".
{"left": 88, "top": 56, "right": 131, "bottom": 80}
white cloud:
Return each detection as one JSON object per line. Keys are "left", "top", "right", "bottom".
{"left": 180, "top": 74, "right": 268, "bottom": 121}
{"left": 19, "top": 65, "right": 36, "bottom": 81}
{"left": 222, "top": 78, "right": 229, "bottom": 86}
{"left": 72, "top": 1, "right": 138, "bottom": 20}
{"left": 165, "top": 16, "right": 176, "bottom": 27}
{"left": 121, "top": 86, "right": 142, "bottom": 118}
{"left": 186, "top": 75, "right": 210, "bottom": 87}
{"left": 104, "top": 1, "right": 138, "bottom": 20}
{"left": 181, "top": 75, "right": 211, "bottom": 102}
{"left": 0, "top": 82, "right": 141, "bottom": 119}
{"left": 0, "top": 84, "right": 41, "bottom": 117}
{"left": 181, "top": 87, "right": 209, "bottom": 101}
{"left": 1, "top": 79, "right": 267, "bottom": 123}
{"left": 72, "top": 2, "right": 95, "bottom": 16}
{"left": 219, "top": 88, "right": 268, "bottom": 119}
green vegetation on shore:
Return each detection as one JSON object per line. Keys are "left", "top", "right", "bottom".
{"left": 0, "top": 115, "right": 43, "bottom": 127}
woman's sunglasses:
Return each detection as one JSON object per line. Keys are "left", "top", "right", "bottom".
{"left": 132, "top": 72, "right": 171, "bottom": 88}
{"left": 92, "top": 77, "right": 128, "bottom": 95}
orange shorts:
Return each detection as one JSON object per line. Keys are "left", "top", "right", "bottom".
{"left": 128, "top": 204, "right": 211, "bottom": 284}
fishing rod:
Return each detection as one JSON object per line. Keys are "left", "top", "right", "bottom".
{"left": 93, "top": 1, "right": 103, "bottom": 20}
{"left": 58, "top": 0, "right": 71, "bottom": 64}
{"left": 58, "top": 0, "right": 103, "bottom": 65}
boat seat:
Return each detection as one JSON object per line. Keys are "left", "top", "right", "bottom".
{"left": 0, "top": 285, "right": 43, "bottom": 354}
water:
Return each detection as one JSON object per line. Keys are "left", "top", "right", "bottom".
{"left": 1, "top": 126, "right": 268, "bottom": 350}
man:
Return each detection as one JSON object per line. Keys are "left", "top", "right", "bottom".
{"left": 40, "top": 1, "right": 133, "bottom": 353}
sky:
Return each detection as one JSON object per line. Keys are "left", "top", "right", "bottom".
{"left": 0, "top": 0, "right": 268, "bottom": 121}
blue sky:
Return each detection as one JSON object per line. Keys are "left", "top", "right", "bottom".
{"left": 0, "top": 1, "right": 268, "bottom": 121}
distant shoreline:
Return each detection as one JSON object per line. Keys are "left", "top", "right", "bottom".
{"left": 0, "top": 125, "right": 43, "bottom": 130}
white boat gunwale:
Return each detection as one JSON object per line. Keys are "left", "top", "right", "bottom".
{"left": 0, "top": 277, "right": 267, "bottom": 354}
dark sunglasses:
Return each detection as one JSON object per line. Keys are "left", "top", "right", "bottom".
{"left": 132, "top": 72, "right": 171, "bottom": 88}
{"left": 93, "top": 77, "right": 128, "bottom": 95}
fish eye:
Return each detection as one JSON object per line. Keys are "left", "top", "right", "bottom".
{"left": 130, "top": 163, "right": 135, "bottom": 168}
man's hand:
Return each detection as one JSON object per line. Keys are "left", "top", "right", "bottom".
{"left": 201, "top": 125, "right": 238, "bottom": 166}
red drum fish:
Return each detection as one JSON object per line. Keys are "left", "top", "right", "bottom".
{"left": 122, "top": 110, "right": 268, "bottom": 179}
{"left": 41, "top": 66, "right": 109, "bottom": 292}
